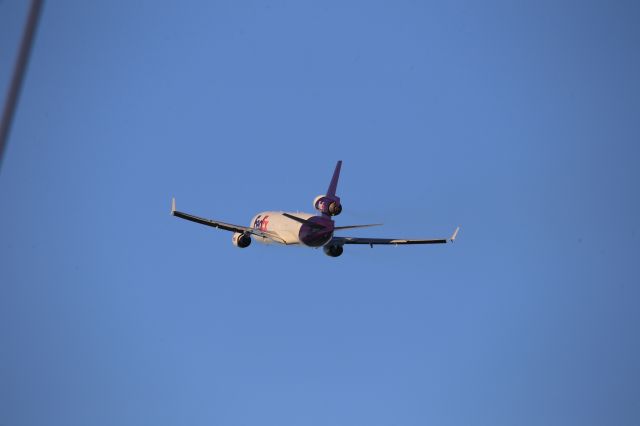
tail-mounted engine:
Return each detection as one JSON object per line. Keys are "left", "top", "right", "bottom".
{"left": 313, "top": 195, "right": 342, "bottom": 216}
{"left": 232, "top": 232, "right": 251, "bottom": 248}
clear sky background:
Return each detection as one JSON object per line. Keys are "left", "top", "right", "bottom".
{"left": 1, "top": 1, "right": 639, "bottom": 425}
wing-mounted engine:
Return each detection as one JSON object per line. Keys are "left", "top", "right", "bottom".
{"left": 232, "top": 232, "right": 251, "bottom": 248}
{"left": 313, "top": 194, "right": 342, "bottom": 216}
{"left": 323, "top": 243, "right": 344, "bottom": 257}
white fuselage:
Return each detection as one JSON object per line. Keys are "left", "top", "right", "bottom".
{"left": 249, "top": 211, "right": 333, "bottom": 246}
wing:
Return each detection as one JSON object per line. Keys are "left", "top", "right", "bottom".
{"left": 332, "top": 227, "right": 460, "bottom": 246}
{"left": 171, "top": 198, "right": 284, "bottom": 242}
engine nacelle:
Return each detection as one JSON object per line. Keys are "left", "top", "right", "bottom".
{"left": 313, "top": 194, "right": 342, "bottom": 216}
{"left": 323, "top": 244, "right": 344, "bottom": 257}
{"left": 232, "top": 232, "right": 251, "bottom": 248}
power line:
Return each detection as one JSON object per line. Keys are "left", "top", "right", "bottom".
{"left": 0, "top": 0, "right": 44, "bottom": 172}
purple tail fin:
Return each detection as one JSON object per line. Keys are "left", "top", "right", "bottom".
{"left": 326, "top": 160, "right": 342, "bottom": 196}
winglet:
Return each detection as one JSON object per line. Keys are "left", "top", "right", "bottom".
{"left": 450, "top": 226, "right": 460, "bottom": 242}
{"left": 171, "top": 197, "right": 176, "bottom": 215}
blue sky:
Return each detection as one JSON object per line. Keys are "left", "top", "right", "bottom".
{"left": 1, "top": 1, "right": 639, "bottom": 425}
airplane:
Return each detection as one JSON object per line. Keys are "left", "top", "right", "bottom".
{"left": 171, "top": 161, "right": 459, "bottom": 257}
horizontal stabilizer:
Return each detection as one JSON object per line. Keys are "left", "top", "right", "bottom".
{"left": 334, "top": 223, "right": 383, "bottom": 231}
{"left": 282, "top": 213, "right": 326, "bottom": 229}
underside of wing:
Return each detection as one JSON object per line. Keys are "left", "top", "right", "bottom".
{"left": 171, "top": 198, "right": 284, "bottom": 242}
{"left": 172, "top": 209, "right": 248, "bottom": 233}
{"left": 332, "top": 236, "right": 447, "bottom": 245}
{"left": 332, "top": 227, "right": 460, "bottom": 246}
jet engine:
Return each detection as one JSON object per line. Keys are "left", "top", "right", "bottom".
{"left": 232, "top": 232, "right": 251, "bottom": 248}
{"left": 313, "top": 195, "right": 342, "bottom": 216}
{"left": 323, "top": 244, "right": 344, "bottom": 257}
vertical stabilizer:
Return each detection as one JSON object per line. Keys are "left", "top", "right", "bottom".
{"left": 327, "top": 160, "right": 342, "bottom": 197}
